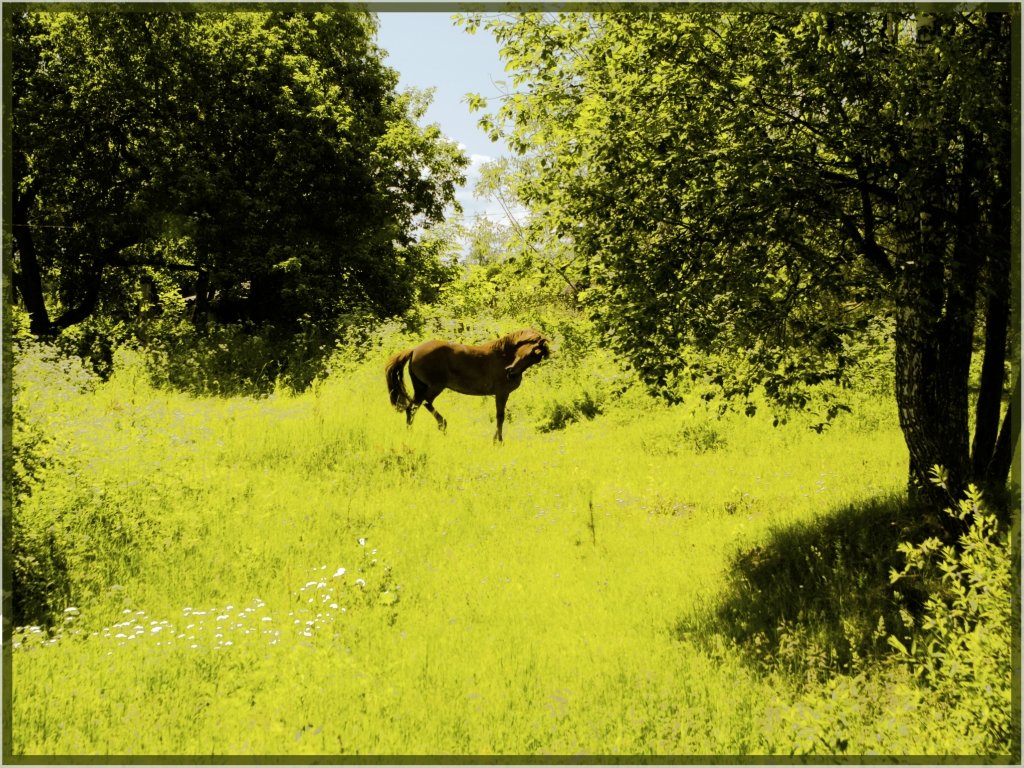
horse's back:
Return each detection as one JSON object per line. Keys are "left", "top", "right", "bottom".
{"left": 410, "top": 339, "right": 450, "bottom": 359}
{"left": 409, "top": 339, "right": 501, "bottom": 395}
{"left": 412, "top": 339, "right": 494, "bottom": 364}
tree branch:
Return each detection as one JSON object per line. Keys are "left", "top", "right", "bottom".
{"left": 818, "top": 168, "right": 956, "bottom": 224}
{"left": 51, "top": 234, "right": 139, "bottom": 331}
{"left": 855, "top": 165, "right": 896, "bottom": 280}
{"left": 103, "top": 251, "right": 200, "bottom": 272}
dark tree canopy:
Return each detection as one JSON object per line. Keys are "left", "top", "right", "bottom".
{"left": 8, "top": 8, "right": 467, "bottom": 337}
{"left": 463, "top": 9, "right": 1018, "bottom": 515}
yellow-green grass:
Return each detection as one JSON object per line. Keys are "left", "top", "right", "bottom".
{"left": 11, "top": 348, "right": 927, "bottom": 757}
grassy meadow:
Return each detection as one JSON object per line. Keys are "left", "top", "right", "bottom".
{"left": 6, "top": 310, "right": 1017, "bottom": 758}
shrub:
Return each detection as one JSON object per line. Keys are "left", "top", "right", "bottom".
{"left": 887, "top": 479, "right": 1017, "bottom": 754}
{"left": 9, "top": 340, "right": 167, "bottom": 628}
{"left": 9, "top": 512, "right": 74, "bottom": 631}
{"left": 141, "top": 318, "right": 339, "bottom": 396}
{"left": 842, "top": 314, "right": 895, "bottom": 396}
{"left": 640, "top": 417, "right": 727, "bottom": 457}
{"left": 680, "top": 421, "right": 728, "bottom": 453}
{"left": 10, "top": 341, "right": 99, "bottom": 626}
{"left": 536, "top": 389, "right": 602, "bottom": 432}
{"left": 764, "top": 481, "right": 1017, "bottom": 756}
{"left": 527, "top": 330, "right": 641, "bottom": 433}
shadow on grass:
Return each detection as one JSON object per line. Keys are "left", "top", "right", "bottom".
{"left": 681, "top": 494, "right": 945, "bottom": 681}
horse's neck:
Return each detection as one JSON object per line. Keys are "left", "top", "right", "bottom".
{"left": 479, "top": 336, "right": 509, "bottom": 355}
{"left": 494, "top": 332, "right": 524, "bottom": 354}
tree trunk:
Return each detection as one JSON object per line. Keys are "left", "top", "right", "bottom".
{"left": 50, "top": 235, "right": 135, "bottom": 333}
{"left": 893, "top": 8, "right": 985, "bottom": 535}
{"left": 987, "top": 373, "right": 1020, "bottom": 490}
{"left": 191, "top": 270, "right": 210, "bottom": 331}
{"left": 11, "top": 192, "right": 53, "bottom": 336}
{"left": 12, "top": 194, "right": 137, "bottom": 338}
{"left": 971, "top": 20, "right": 1015, "bottom": 489}
{"left": 972, "top": 182, "right": 1011, "bottom": 482}
{"left": 892, "top": 168, "right": 970, "bottom": 518}
{"left": 894, "top": 285, "right": 973, "bottom": 515}
{"left": 893, "top": 185, "right": 977, "bottom": 526}
{"left": 897, "top": 244, "right": 982, "bottom": 525}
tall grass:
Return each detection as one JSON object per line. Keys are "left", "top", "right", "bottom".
{"left": 7, "top": 311, "right": 1017, "bottom": 758}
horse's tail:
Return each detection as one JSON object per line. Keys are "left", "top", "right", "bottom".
{"left": 385, "top": 348, "right": 414, "bottom": 411}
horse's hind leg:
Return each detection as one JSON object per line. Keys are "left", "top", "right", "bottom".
{"left": 405, "top": 403, "right": 419, "bottom": 427}
{"left": 409, "top": 370, "right": 445, "bottom": 432}
{"left": 423, "top": 401, "right": 447, "bottom": 433}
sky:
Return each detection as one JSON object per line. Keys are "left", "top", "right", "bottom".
{"left": 373, "top": 10, "right": 513, "bottom": 224}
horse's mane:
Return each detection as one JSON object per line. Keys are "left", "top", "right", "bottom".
{"left": 493, "top": 328, "right": 544, "bottom": 353}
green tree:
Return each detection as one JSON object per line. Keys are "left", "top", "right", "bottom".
{"left": 461, "top": 9, "right": 1017, "bottom": 518}
{"left": 471, "top": 156, "right": 586, "bottom": 297}
{"left": 8, "top": 8, "right": 467, "bottom": 337}
{"left": 465, "top": 215, "right": 511, "bottom": 266}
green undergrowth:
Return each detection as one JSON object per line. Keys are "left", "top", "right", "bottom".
{"left": 7, "top": 313, "right": 1018, "bottom": 758}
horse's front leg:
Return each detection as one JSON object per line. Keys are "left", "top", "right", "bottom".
{"left": 494, "top": 392, "right": 509, "bottom": 443}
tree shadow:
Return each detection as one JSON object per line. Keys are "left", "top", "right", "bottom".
{"left": 682, "top": 494, "right": 944, "bottom": 680}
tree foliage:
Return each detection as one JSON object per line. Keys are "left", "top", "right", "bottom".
{"left": 461, "top": 9, "right": 1018, "bottom": 513}
{"left": 9, "top": 7, "right": 467, "bottom": 338}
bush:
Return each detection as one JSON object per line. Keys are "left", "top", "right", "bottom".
{"left": 641, "top": 419, "right": 727, "bottom": 456}
{"left": 10, "top": 341, "right": 99, "bottom": 626}
{"left": 888, "top": 480, "right": 1016, "bottom": 754}
{"left": 842, "top": 314, "right": 895, "bottom": 396}
{"left": 138, "top": 316, "right": 345, "bottom": 396}
{"left": 763, "top": 481, "right": 1017, "bottom": 756}
{"left": 9, "top": 340, "right": 166, "bottom": 628}
{"left": 9, "top": 512, "right": 75, "bottom": 631}
{"left": 535, "top": 389, "right": 602, "bottom": 432}
{"left": 40, "top": 294, "right": 355, "bottom": 397}
{"left": 526, "top": 318, "right": 642, "bottom": 433}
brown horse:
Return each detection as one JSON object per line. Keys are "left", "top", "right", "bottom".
{"left": 385, "top": 329, "right": 550, "bottom": 442}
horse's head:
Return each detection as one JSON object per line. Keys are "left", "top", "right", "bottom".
{"left": 505, "top": 330, "right": 550, "bottom": 379}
